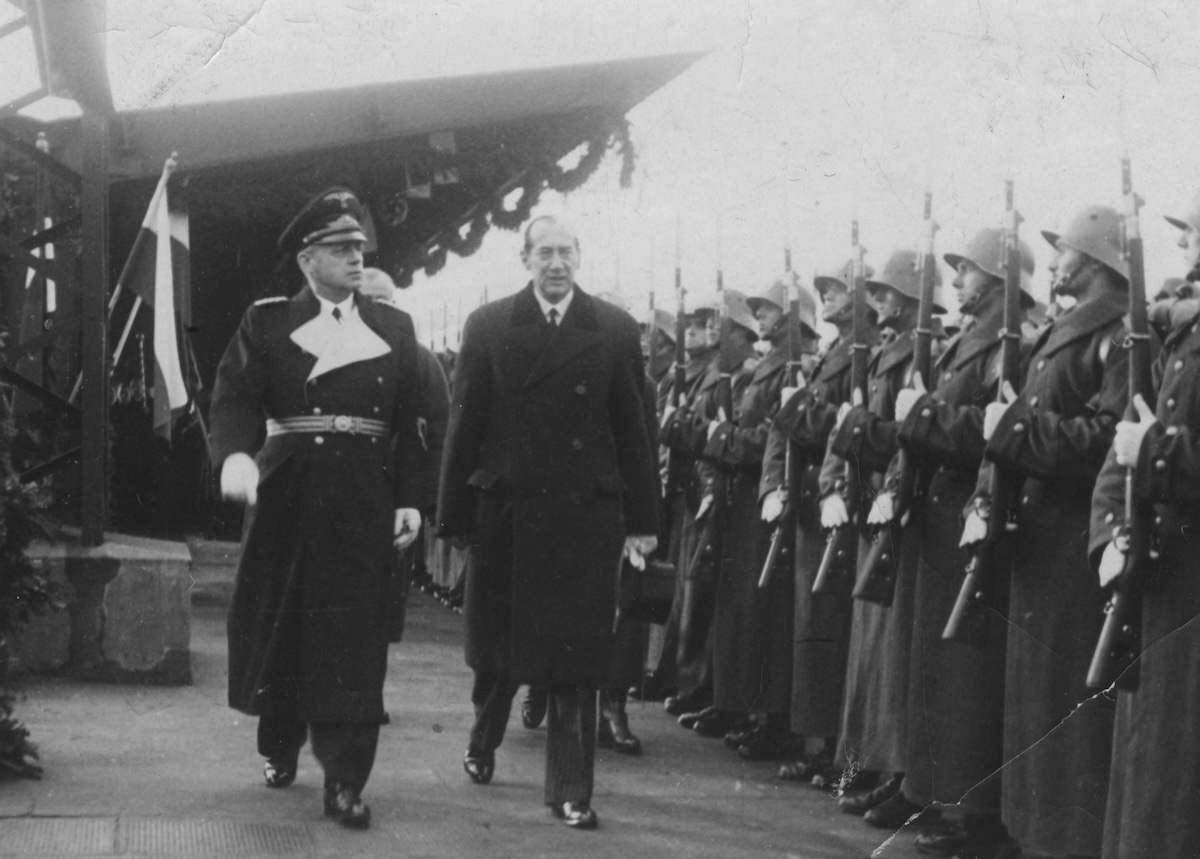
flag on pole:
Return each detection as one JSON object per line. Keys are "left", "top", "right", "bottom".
{"left": 122, "top": 157, "right": 191, "bottom": 439}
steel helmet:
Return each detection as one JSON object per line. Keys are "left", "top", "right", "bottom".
{"left": 943, "top": 228, "right": 1036, "bottom": 305}
{"left": 1041, "top": 205, "right": 1128, "bottom": 280}
{"left": 719, "top": 288, "right": 759, "bottom": 337}
{"left": 1165, "top": 192, "right": 1200, "bottom": 234}
{"left": 640, "top": 308, "right": 676, "bottom": 342}
{"left": 865, "top": 249, "right": 947, "bottom": 313}
{"left": 813, "top": 259, "right": 876, "bottom": 294}
{"left": 745, "top": 274, "right": 819, "bottom": 337}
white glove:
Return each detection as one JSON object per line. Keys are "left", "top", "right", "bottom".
{"left": 867, "top": 491, "right": 895, "bottom": 525}
{"left": 959, "top": 510, "right": 988, "bottom": 547}
{"left": 660, "top": 404, "right": 677, "bottom": 430}
{"left": 696, "top": 494, "right": 713, "bottom": 521}
{"left": 894, "top": 371, "right": 927, "bottom": 424}
{"left": 779, "top": 381, "right": 804, "bottom": 410}
{"left": 761, "top": 488, "right": 785, "bottom": 523}
{"left": 707, "top": 407, "right": 729, "bottom": 441}
{"left": 1113, "top": 394, "right": 1157, "bottom": 468}
{"left": 393, "top": 508, "right": 422, "bottom": 550}
{"left": 983, "top": 381, "right": 1018, "bottom": 441}
{"left": 624, "top": 534, "right": 658, "bottom": 570}
{"left": 820, "top": 494, "right": 849, "bottom": 529}
{"left": 220, "top": 453, "right": 260, "bottom": 506}
{"left": 1098, "top": 539, "right": 1126, "bottom": 588}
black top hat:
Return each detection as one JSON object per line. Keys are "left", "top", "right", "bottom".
{"left": 278, "top": 186, "right": 368, "bottom": 253}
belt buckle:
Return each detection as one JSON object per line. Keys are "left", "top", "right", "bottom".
{"left": 333, "top": 415, "right": 353, "bottom": 433}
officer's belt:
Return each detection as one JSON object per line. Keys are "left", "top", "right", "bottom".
{"left": 266, "top": 415, "right": 390, "bottom": 438}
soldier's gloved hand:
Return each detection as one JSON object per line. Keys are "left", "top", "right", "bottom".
{"left": 660, "top": 404, "right": 677, "bottom": 430}
{"left": 983, "top": 381, "right": 1018, "bottom": 441}
{"left": 867, "top": 491, "right": 894, "bottom": 525}
{"left": 895, "top": 372, "right": 926, "bottom": 424}
{"left": 1113, "top": 394, "right": 1157, "bottom": 468}
{"left": 761, "top": 488, "right": 785, "bottom": 523}
{"left": 708, "top": 407, "right": 729, "bottom": 441}
{"left": 820, "top": 494, "right": 849, "bottom": 529}
{"left": 220, "top": 453, "right": 260, "bottom": 506}
{"left": 1098, "top": 539, "right": 1126, "bottom": 588}
{"left": 393, "top": 508, "right": 422, "bottom": 550}
{"left": 695, "top": 493, "right": 714, "bottom": 521}
{"left": 959, "top": 510, "right": 987, "bottom": 547}
{"left": 624, "top": 535, "right": 658, "bottom": 570}
{"left": 779, "top": 380, "right": 805, "bottom": 410}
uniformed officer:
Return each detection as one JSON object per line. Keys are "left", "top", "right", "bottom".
{"left": 209, "top": 188, "right": 426, "bottom": 829}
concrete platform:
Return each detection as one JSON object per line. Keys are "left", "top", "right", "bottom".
{"left": 0, "top": 591, "right": 933, "bottom": 858}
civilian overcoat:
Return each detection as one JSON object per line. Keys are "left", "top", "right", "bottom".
{"left": 436, "top": 284, "right": 659, "bottom": 687}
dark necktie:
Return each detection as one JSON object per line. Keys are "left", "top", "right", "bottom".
{"left": 332, "top": 307, "right": 343, "bottom": 323}
{"left": 548, "top": 308, "right": 559, "bottom": 327}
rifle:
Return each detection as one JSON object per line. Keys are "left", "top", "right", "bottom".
{"left": 813, "top": 221, "right": 869, "bottom": 594}
{"left": 759, "top": 248, "right": 803, "bottom": 588}
{"left": 673, "top": 219, "right": 687, "bottom": 410}
{"left": 1086, "top": 157, "right": 1154, "bottom": 691}
{"left": 943, "top": 182, "right": 1024, "bottom": 644}
{"left": 853, "top": 192, "right": 937, "bottom": 606}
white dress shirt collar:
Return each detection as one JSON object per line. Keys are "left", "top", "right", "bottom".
{"left": 533, "top": 284, "right": 574, "bottom": 325}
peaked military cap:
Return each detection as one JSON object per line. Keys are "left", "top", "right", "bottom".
{"left": 279, "top": 186, "right": 368, "bottom": 253}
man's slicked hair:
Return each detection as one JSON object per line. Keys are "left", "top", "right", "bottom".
{"left": 523, "top": 215, "right": 580, "bottom": 253}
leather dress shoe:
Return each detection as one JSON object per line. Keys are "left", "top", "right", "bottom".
{"left": 263, "top": 756, "right": 297, "bottom": 788}
{"left": 737, "top": 727, "right": 795, "bottom": 761}
{"left": 323, "top": 782, "right": 371, "bottom": 829}
{"left": 521, "top": 687, "right": 548, "bottom": 730}
{"left": 664, "top": 688, "right": 712, "bottom": 716}
{"left": 778, "top": 752, "right": 833, "bottom": 782}
{"left": 598, "top": 709, "right": 642, "bottom": 755}
{"left": 723, "top": 723, "right": 759, "bottom": 750}
{"left": 838, "top": 772, "right": 902, "bottom": 815}
{"left": 677, "top": 706, "right": 714, "bottom": 729}
{"left": 693, "top": 710, "right": 749, "bottom": 738}
{"left": 462, "top": 746, "right": 494, "bottom": 785}
{"left": 863, "top": 791, "right": 939, "bottom": 830}
{"left": 915, "top": 820, "right": 966, "bottom": 856}
{"left": 551, "top": 801, "right": 598, "bottom": 829}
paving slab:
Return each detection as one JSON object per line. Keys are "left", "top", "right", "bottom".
{"left": 0, "top": 591, "right": 927, "bottom": 858}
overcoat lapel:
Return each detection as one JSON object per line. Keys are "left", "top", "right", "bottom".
{"left": 522, "top": 287, "right": 603, "bottom": 389}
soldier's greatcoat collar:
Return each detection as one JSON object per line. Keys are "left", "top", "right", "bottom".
{"left": 814, "top": 337, "right": 853, "bottom": 382}
{"left": 873, "top": 327, "right": 915, "bottom": 377}
{"left": 505, "top": 283, "right": 602, "bottom": 388}
{"left": 750, "top": 341, "right": 790, "bottom": 383}
{"left": 940, "top": 308, "right": 1004, "bottom": 371}
{"left": 1036, "top": 289, "right": 1127, "bottom": 358}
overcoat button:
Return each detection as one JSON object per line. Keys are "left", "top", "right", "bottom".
{"left": 313, "top": 407, "right": 322, "bottom": 415}
{"left": 1021, "top": 495, "right": 1029, "bottom": 505}
{"left": 1037, "top": 359, "right": 1046, "bottom": 371}
{"left": 575, "top": 384, "right": 586, "bottom": 395}
{"left": 1105, "top": 512, "right": 1114, "bottom": 523}
{"left": 931, "top": 495, "right": 940, "bottom": 504}
{"left": 1175, "top": 360, "right": 1184, "bottom": 371}
{"left": 373, "top": 406, "right": 381, "bottom": 414}
{"left": 572, "top": 439, "right": 584, "bottom": 450}
{"left": 378, "top": 376, "right": 384, "bottom": 384}
{"left": 1167, "top": 398, "right": 1176, "bottom": 409}
{"left": 1013, "top": 422, "right": 1025, "bottom": 432}
{"left": 314, "top": 436, "right": 325, "bottom": 445}
{"left": 944, "top": 372, "right": 952, "bottom": 381}
{"left": 1167, "top": 426, "right": 1180, "bottom": 436}
{"left": 1029, "top": 396, "right": 1039, "bottom": 407}
{"left": 920, "top": 408, "right": 932, "bottom": 418}
{"left": 1155, "top": 459, "right": 1167, "bottom": 471}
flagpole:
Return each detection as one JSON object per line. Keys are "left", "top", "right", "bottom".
{"left": 69, "top": 152, "right": 179, "bottom": 405}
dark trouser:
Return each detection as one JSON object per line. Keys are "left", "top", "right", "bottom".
{"left": 257, "top": 715, "right": 380, "bottom": 791}
{"left": 470, "top": 670, "right": 597, "bottom": 806}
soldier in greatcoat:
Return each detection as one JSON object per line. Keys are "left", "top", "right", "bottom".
{"left": 1094, "top": 193, "right": 1200, "bottom": 859}
{"left": 885, "top": 230, "right": 1035, "bottom": 857}
{"left": 760, "top": 260, "right": 877, "bottom": 782}
{"left": 966, "top": 206, "right": 1137, "bottom": 857}
{"left": 820, "top": 250, "right": 931, "bottom": 827}
{"left": 209, "top": 188, "right": 425, "bottom": 829}
{"left": 436, "top": 216, "right": 659, "bottom": 829}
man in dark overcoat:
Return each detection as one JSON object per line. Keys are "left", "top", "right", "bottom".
{"left": 436, "top": 215, "right": 659, "bottom": 829}
{"left": 209, "top": 188, "right": 425, "bottom": 829}
{"left": 967, "top": 205, "right": 1136, "bottom": 857}
{"left": 1093, "top": 194, "right": 1200, "bottom": 859}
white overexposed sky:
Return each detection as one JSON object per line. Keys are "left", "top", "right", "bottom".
{"left": 6, "top": 0, "right": 1200, "bottom": 345}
